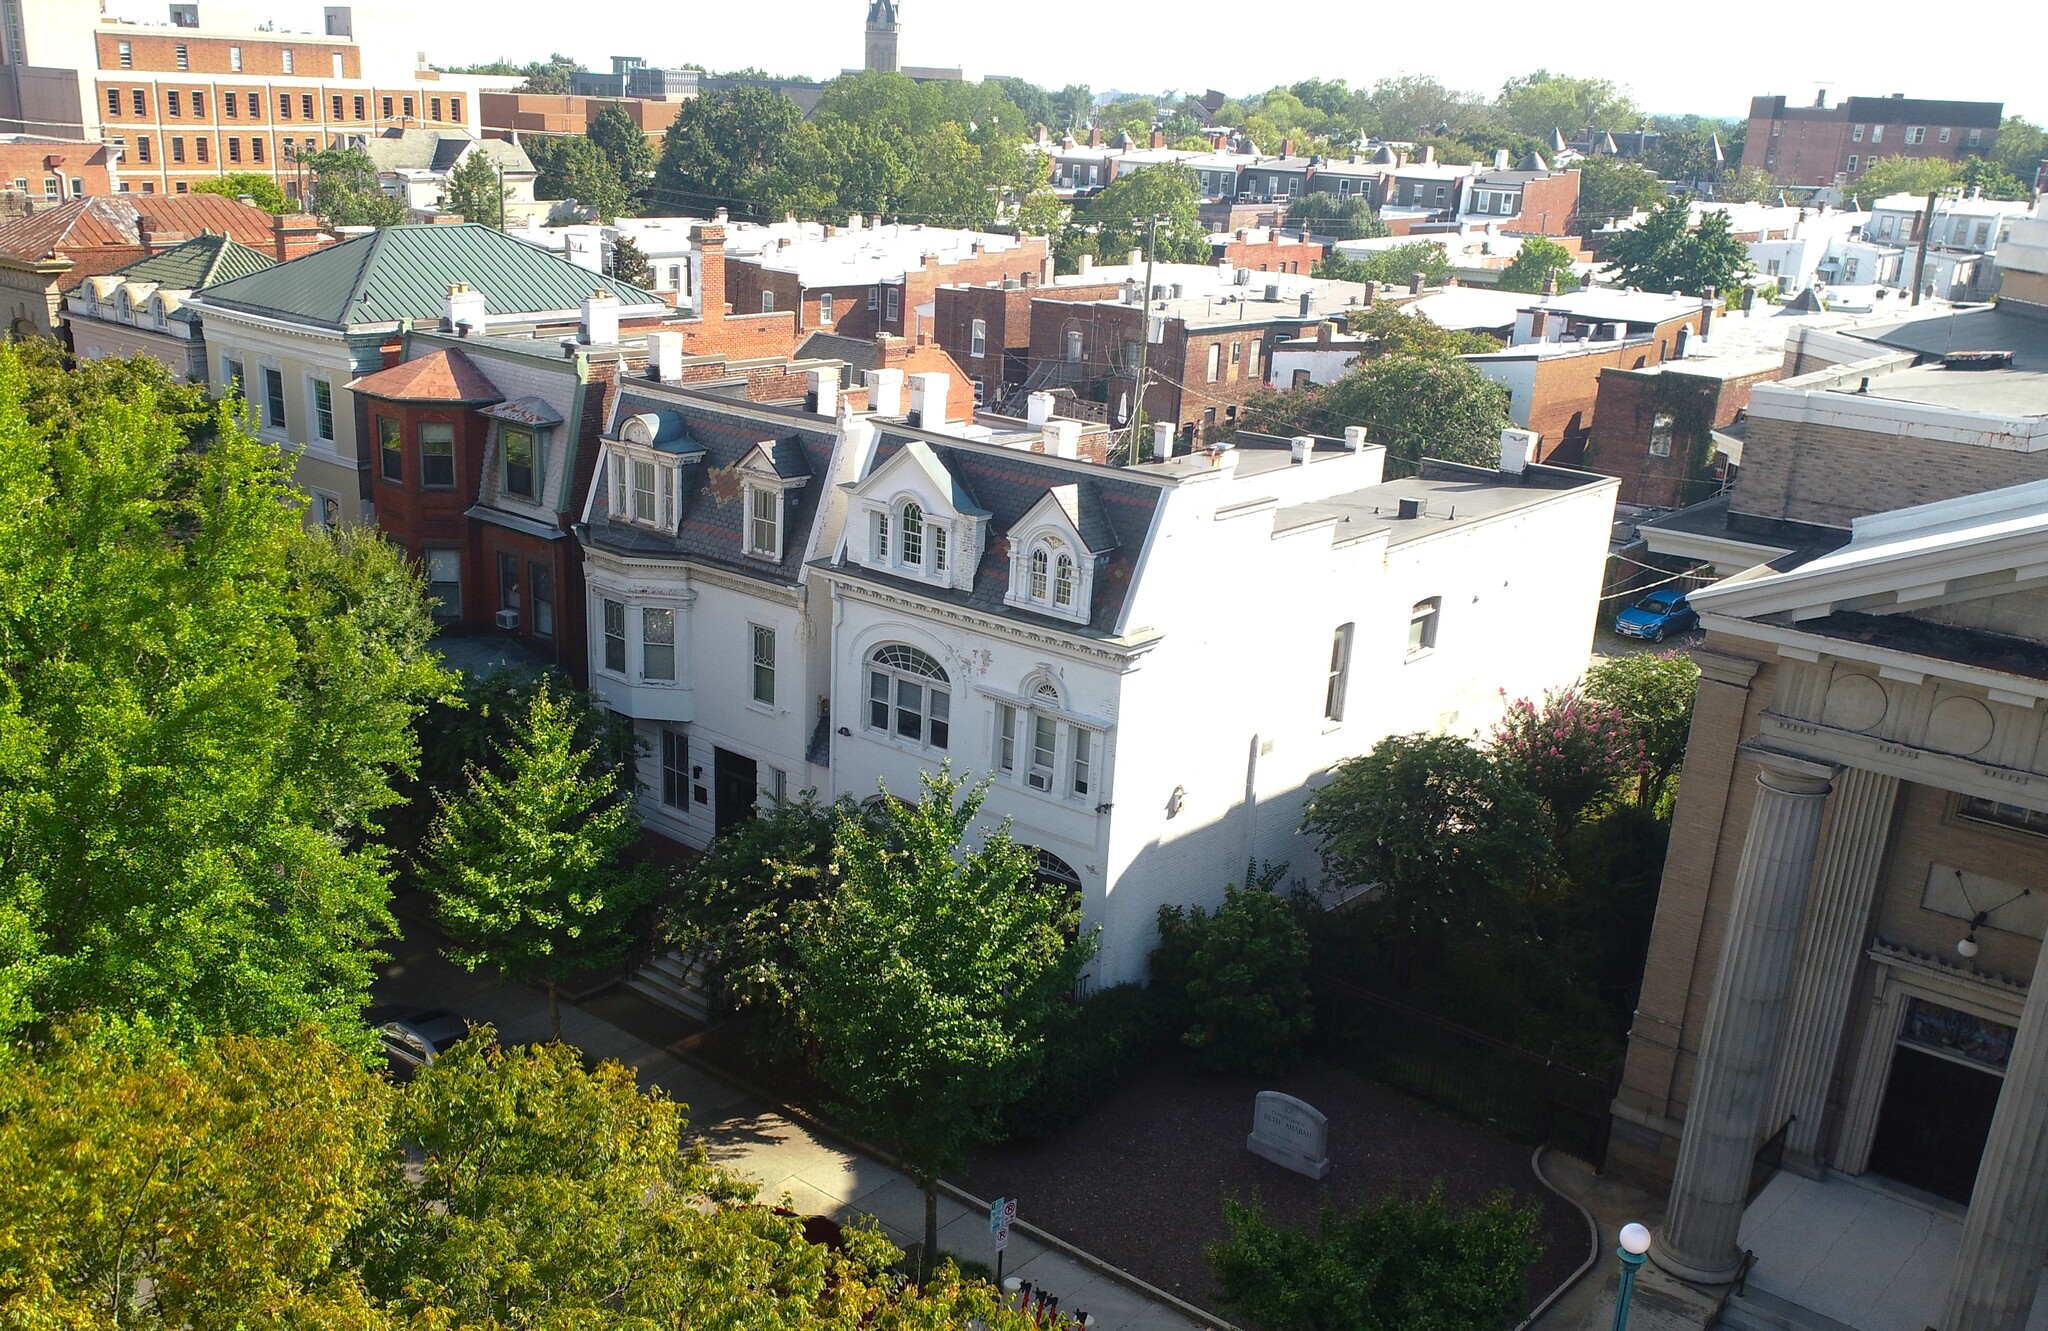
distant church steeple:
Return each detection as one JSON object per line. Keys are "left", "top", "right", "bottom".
{"left": 865, "top": 0, "right": 900, "bottom": 74}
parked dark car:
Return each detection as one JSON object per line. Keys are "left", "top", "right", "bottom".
{"left": 370, "top": 1006, "right": 470, "bottom": 1079}
{"left": 1613, "top": 588, "right": 1700, "bottom": 642}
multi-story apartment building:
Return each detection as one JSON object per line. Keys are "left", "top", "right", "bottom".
{"left": 1740, "top": 91, "right": 2003, "bottom": 188}
{"left": 6, "top": 0, "right": 506, "bottom": 199}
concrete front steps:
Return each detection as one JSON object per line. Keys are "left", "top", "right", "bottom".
{"left": 624, "top": 948, "right": 714, "bottom": 1023}
{"left": 1718, "top": 1283, "right": 1864, "bottom": 1331}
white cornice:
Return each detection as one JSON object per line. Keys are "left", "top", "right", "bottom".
{"left": 821, "top": 569, "right": 1159, "bottom": 664}
{"left": 1705, "top": 612, "right": 2048, "bottom": 704}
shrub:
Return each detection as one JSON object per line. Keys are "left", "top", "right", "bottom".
{"left": 997, "top": 984, "right": 1173, "bottom": 1140}
{"left": 1209, "top": 1183, "right": 1543, "bottom": 1331}
{"left": 1153, "top": 883, "right": 1314, "bottom": 1075}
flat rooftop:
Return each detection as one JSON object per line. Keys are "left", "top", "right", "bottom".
{"left": 1273, "top": 467, "right": 1598, "bottom": 546}
{"left": 1845, "top": 305, "right": 2048, "bottom": 414}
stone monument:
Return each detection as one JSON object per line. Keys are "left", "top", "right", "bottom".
{"left": 1246, "top": 1091, "right": 1330, "bottom": 1180}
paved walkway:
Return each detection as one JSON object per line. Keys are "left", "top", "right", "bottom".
{"left": 374, "top": 918, "right": 1215, "bottom": 1331}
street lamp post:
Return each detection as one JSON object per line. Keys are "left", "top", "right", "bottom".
{"left": 1613, "top": 1222, "right": 1653, "bottom": 1331}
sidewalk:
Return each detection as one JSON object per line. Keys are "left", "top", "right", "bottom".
{"left": 374, "top": 932, "right": 1215, "bottom": 1331}
{"left": 1527, "top": 1149, "right": 1684, "bottom": 1331}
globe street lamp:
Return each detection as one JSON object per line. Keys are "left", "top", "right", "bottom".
{"left": 1613, "top": 1222, "right": 1653, "bottom": 1331}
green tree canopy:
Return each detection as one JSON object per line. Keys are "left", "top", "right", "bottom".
{"left": 419, "top": 680, "right": 656, "bottom": 1036}
{"left": 527, "top": 133, "right": 629, "bottom": 220}
{"left": 1494, "top": 70, "right": 1639, "bottom": 138}
{"left": 588, "top": 103, "right": 656, "bottom": 208}
{"left": 1209, "top": 1185, "right": 1543, "bottom": 1331}
{"left": 1992, "top": 116, "right": 2046, "bottom": 185}
{"left": 1854, "top": 154, "right": 1962, "bottom": 201}
{"left": 1603, "top": 197, "right": 1753, "bottom": 295}
{"left": 190, "top": 171, "right": 287, "bottom": 213}
{"left": 797, "top": 770, "right": 1096, "bottom": 1272}
{"left": 1315, "top": 239, "right": 1452, "bottom": 288}
{"left": 1574, "top": 157, "right": 1665, "bottom": 235}
{"left": 1490, "top": 688, "right": 1645, "bottom": 841}
{"left": 610, "top": 233, "right": 654, "bottom": 287}
{"left": 1080, "top": 163, "right": 1210, "bottom": 263}
{"left": 1241, "top": 353, "right": 1511, "bottom": 468}
{"left": 1719, "top": 165, "right": 1777, "bottom": 204}
{"left": 1495, "top": 235, "right": 1577, "bottom": 293}
{"left": 305, "top": 147, "right": 407, "bottom": 227}
{"left": 1302, "top": 733, "right": 1555, "bottom": 948}
{"left": 440, "top": 149, "right": 507, "bottom": 224}
{"left": 513, "top": 52, "right": 583, "bottom": 95}
{"left": 1152, "top": 880, "right": 1314, "bottom": 1074}
{"left": 1584, "top": 650, "right": 1701, "bottom": 809}
{"left": 654, "top": 86, "right": 806, "bottom": 215}
{"left": 0, "top": 345, "right": 446, "bottom": 1043}
{"left": 1287, "top": 191, "right": 1389, "bottom": 241}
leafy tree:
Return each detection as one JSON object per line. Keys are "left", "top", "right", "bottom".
{"left": 1495, "top": 235, "right": 1577, "bottom": 293}
{"left": 1490, "top": 688, "right": 1645, "bottom": 841}
{"left": 1718, "top": 165, "right": 1777, "bottom": 204}
{"left": 654, "top": 86, "right": 805, "bottom": 214}
{"left": 414, "top": 665, "right": 636, "bottom": 798}
{"left": 440, "top": 149, "right": 507, "bottom": 224}
{"left": 1241, "top": 354, "right": 1511, "bottom": 468}
{"left": 1603, "top": 197, "right": 1752, "bottom": 295}
{"left": 1573, "top": 157, "right": 1664, "bottom": 235}
{"left": 514, "top": 52, "right": 583, "bottom": 95}
{"left": 527, "top": 133, "right": 629, "bottom": 220}
{"left": 1153, "top": 879, "right": 1314, "bottom": 1074}
{"left": 1495, "top": 69, "right": 1639, "bottom": 138}
{"left": 664, "top": 794, "right": 846, "bottom": 1063}
{"left": 0, "top": 1025, "right": 398, "bottom": 1328}
{"left": 1315, "top": 239, "right": 1452, "bottom": 287}
{"left": 0, "top": 345, "right": 446, "bottom": 1044}
{"left": 190, "top": 171, "right": 286, "bottom": 213}
{"left": 1080, "top": 163, "right": 1210, "bottom": 263}
{"left": 1012, "top": 187, "right": 1069, "bottom": 237}
{"left": 797, "top": 770, "right": 1096, "bottom": 1274}
{"left": 588, "top": 103, "right": 656, "bottom": 207}
{"left": 1992, "top": 115, "right": 2047, "bottom": 185}
{"left": 1209, "top": 1184, "right": 1543, "bottom": 1331}
{"left": 1302, "top": 734, "right": 1554, "bottom": 960}
{"left": 1288, "top": 191, "right": 1389, "bottom": 240}
{"left": 1344, "top": 303, "right": 1501, "bottom": 357}
{"left": 305, "top": 147, "right": 407, "bottom": 227}
{"left": 1960, "top": 156, "right": 2033, "bottom": 202}
{"left": 1854, "top": 154, "right": 1962, "bottom": 201}
{"left": 610, "top": 233, "right": 653, "bottom": 287}
{"left": 418, "top": 680, "right": 657, "bottom": 1037}
{"left": 1584, "top": 650, "right": 1701, "bottom": 809}
{"left": 1364, "top": 75, "right": 1489, "bottom": 140}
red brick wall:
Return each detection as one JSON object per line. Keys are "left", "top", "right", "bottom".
{"left": 0, "top": 144, "right": 114, "bottom": 197}
{"left": 1508, "top": 173, "right": 1579, "bottom": 236}
{"left": 98, "top": 31, "right": 363, "bottom": 79}
{"left": 934, "top": 280, "right": 1122, "bottom": 402}
{"left": 1025, "top": 298, "right": 1292, "bottom": 442}
{"left": 1587, "top": 363, "right": 1780, "bottom": 508}
{"left": 1217, "top": 234, "right": 1323, "bottom": 274}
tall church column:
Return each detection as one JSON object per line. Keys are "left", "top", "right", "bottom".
{"left": 1940, "top": 934, "right": 2048, "bottom": 1331}
{"left": 1653, "top": 745, "right": 1836, "bottom": 1284}
{"left": 1766, "top": 766, "right": 1899, "bottom": 1174}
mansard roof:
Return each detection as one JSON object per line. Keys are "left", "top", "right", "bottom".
{"left": 836, "top": 429, "right": 1162, "bottom": 637}
{"left": 585, "top": 389, "right": 839, "bottom": 584}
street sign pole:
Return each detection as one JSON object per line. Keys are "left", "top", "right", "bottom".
{"left": 989, "top": 1196, "right": 1018, "bottom": 1287}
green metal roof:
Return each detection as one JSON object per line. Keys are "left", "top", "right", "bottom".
{"left": 194, "top": 223, "right": 664, "bottom": 331}
{"left": 112, "top": 233, "right": 277, "bottom": 290}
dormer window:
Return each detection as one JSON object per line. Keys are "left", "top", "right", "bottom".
{"left": 1022, "top": 536, "right": 1079, "bottom": 613}
{"left": 901, "top": 503, "right": 924, "bottom": 564}
{"left": 502, "top": 426, "right": 540, "bottom": 500}
{"left": 746, "top": 484, "right": 780, "bottom": 559}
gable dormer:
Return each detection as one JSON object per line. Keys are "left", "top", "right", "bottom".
{"left": 1005, "top": 483, "right": 1116, "bottom": 624}
{"left": 846, "top": 438, "right": 988, "bottom": 591}
{"left": 602, "top": 410, "right": 704, "bottom": 535}
{"left": 734, "top": 437, "right": 812, "bottom": 563}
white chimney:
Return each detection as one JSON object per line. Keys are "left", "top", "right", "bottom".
{"left": 807, "top": 367, "right": 838, "bottom": 416}
{"left": 1499, "top": 427, "right": 1536, "bottom": 475}
{"left": 1344, "top": 425, "right": 1369, "bottom": 453}
{"left": 1077, "top": 252, "right": 1094, "bottom": 276}
{"left": 1027, "top": 391, "right": 1056, "bottom": 427}
{"left": 1129, "top": 249, "right": 1143, "bottom": 266}
{"left": 581, "top": 288, "right": 621, "bottom": 345}
{"left": 1494, "top": 148, "right": 1511, "bottom": 169}
{"left": 865, "top": 367, "right": 905, "bottom": 416}
{"left": 647, "top": 329, "right": 683, "bottom": 382}
{"left": 1044, "top": 420, "right": 1081, "bottom": 459}
{"left": 847, "top": 213, "right": 863, "bottom": 232}
{"left": 1152, "top": 421, "right": 1174, "bottom": 458}
{"left": 906, "top": 372, "right": 950, "bottom": 427}
{"left": 443, "top": 280, "right": 487, "bottom": 335}
{"left": 1290, "top": 435, "right": 1314, "bottom": 465}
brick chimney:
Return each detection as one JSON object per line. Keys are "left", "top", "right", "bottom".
{"left": 1087, "top": 126, "right": 1103, "bottom": 148}
{"left": 1150, "top": 129, "right": 1166, "bottom": 150}
{"left": 874, "top": 333, "right": 910, "bottom": 368}
{"left": 691, "top": 223, "right": 727, "bottom": 324}
{"left": 271, "top": 212, "right": 327, "bottom": 262}
{"left": 1282, "top": 138, "right": 1296, "bottom": 158}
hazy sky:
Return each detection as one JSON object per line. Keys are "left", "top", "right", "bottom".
{"left": 114, "top": 1, "right": 2045, "bottom": 123}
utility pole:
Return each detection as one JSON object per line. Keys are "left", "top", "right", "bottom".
{"left": 1127, "top": 212, "right": 1161, "bottom": 463}
{"left": 1910, "top": 187, "right": 1939, "bottom": 306}
{"left": 496, "top": 160, "right": 507, "bottom": 233}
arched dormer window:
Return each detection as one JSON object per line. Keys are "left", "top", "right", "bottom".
{"left": 1030, "top": 546, "right": 1050, "bottom": 599}
{"left": 866, "top": 643, "right": 950, "bottom": 751}
{"left": 1054, "top": 553, "right": 1076, "bottom": 608}
{"left": 900, "top": 502, "right": 924, "bottom": 566}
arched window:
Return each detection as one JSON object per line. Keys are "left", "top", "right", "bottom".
{"left": 899, "top": 502, "right": 924, "bottom": 566}
{"left": 867, "top": 644, "right": 950, "bottom": 750}
{"left": 1053, "top": 553, "right": 1075, "bottom": 608}
{"left": 1032, "top": 849, "right": 1082, "bottom": 894}
{"left": 1029, "top": 547, "right": 1050, "bottom": 599}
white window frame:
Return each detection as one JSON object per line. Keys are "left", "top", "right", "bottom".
{"left": 971, "top": 318, "right": 987, "bottom": 359}
{"left": 1649, "top": 412, "right": 1674, "bottom": 458}
{"left": 749, "top": 624, "right": 776, "bottom": 706}
{"left": 744, "top": 482, "right": 782, "bottom": 559}
{"left": 1852, "top": 124, "right": 1864, "bottom": 143}
{"left": 601, "top": 597, "right": 628, "bottom": 675}
{"left": 866, "top": 644, "right": 950, "bottom": 752}
{"left": 1939, "top": 127, "right": 1951, "bottom": 144}
{"left": 885, "top": 286, "right": 901, "bottom": 321}
{"left": 1905, "top": 126, "right": 1926, "bottom": 145}
{"left": 418, "top": 422, "right": 457, "bottom": 489}
{"left": 641, "top": 606, "right": 676, "bottom": 683}
{"left": 281, "top": 48, "right": 294, "bottom": 74}
{"left": 819, "top": 292, "right": 834, "bottom": 325}
{"left": 1870, "top": 125, "right": 1883, "bottom": 144}
{"left": 990, "top": 678, "right": 1102, "bottom": 804}
{"left": 309, "top": 376, "right": 335, "bottom": 441}
{"left": 500, "top": 423, "right": 547, "bottom": 502}
{"left": 1325, "top": 623, "right": 1353, "bottom": 722}
{"left": 425, "top": 548, "right": 461, "bottom": 618}
{"left": 607, "top": 442, "right": 684, "bottom": 532}
{"left": 1407, "top": 597, "right": 1440, "bottom": 658}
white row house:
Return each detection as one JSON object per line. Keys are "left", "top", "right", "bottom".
{"left": 582, "top": 369, "right": 1619, "bottom": 988}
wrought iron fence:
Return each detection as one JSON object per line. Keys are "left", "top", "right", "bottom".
{"left": 1310, "top": 970, "right": 1623, "bottom": 1167}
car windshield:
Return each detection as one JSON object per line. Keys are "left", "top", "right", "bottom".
{"left": 1637, "top": 594, "right": 1680, "bottom": 612}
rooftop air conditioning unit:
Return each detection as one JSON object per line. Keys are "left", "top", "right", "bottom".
{"left": 494, "top": 608, "right": 520, "bottom": 631}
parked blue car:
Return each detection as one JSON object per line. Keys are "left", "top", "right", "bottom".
{"left": 1614, "top": 589, "right": 1699, "bottom": 642}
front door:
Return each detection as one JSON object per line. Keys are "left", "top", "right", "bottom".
{"left": 712, "top": 747, "right": 758, "bottom": 838}
{"left": 1867, "top": 1044, "right": 2002, "bottom": 1204}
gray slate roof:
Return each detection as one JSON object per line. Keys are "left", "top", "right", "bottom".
{"left": 196, "top": 223, "right": 662, "bottom": 330}
{"left": 361, "top": 129, "right": 535, "bottom": 176}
